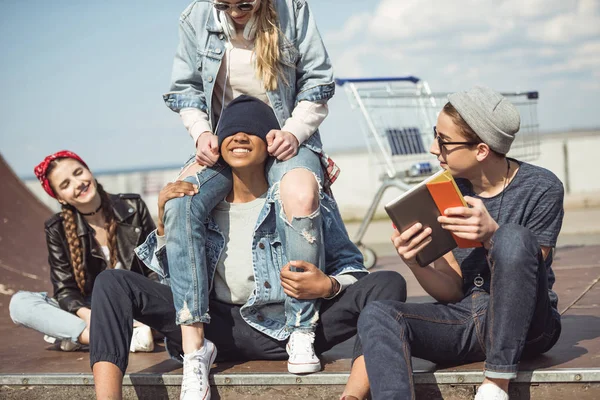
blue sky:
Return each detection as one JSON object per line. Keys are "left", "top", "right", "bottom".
{"left": 1, "top": 0, "right": 598, "bottom": 177}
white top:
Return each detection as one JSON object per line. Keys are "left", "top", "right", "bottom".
{"left": 211, "top": 193, "right": 267, "bottom": 304}
{"left": 179, "top": 35, "right": 328, "bottom": 146}
{"left": 100, "top": 246, "right": 123, "bottom": 270}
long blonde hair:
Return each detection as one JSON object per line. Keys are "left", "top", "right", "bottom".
{"left": 254, "top": 0, "right": 283, "bottom": 91}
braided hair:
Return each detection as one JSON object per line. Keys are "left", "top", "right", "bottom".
{"left": 97, "top": 183, "right": 119, "bottom": 271}
{"left": 47, "top": 160, "right": 120, "bottom": 294}
{"left": 60, "top": 204, "right": 86, "bottom": 294}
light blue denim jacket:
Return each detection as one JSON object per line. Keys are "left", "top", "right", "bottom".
{"left": 163, "top": 0, "right": 335, "bottom": 154}
{"left": 135, "top": 185, "right": 367, "bottom": 341}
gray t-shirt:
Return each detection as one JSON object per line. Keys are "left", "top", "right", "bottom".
{"left": 453, "top": 159, "right": 564, "bottom": 308}
{"left": 212, "top": 194, "right": 267, "bottom": 305}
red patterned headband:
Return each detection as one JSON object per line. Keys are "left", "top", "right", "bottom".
{"left": 34, "top": 151, "right": 89, "bottom": 198}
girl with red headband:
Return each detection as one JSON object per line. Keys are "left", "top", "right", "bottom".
{"left": 9, "top": 151, "right": 158, "bottom": 353}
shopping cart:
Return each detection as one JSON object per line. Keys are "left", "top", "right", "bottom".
{"left": 335, "top": 76, "right": 540, "bottom": 269}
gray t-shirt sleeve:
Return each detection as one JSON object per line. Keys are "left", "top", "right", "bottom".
{"left": 524, "top": 182, "right": 564, "bottom": 248}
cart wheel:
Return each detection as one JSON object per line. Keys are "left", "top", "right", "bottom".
{"left": 360, "top": 246, "right": 377, "bottom": 270}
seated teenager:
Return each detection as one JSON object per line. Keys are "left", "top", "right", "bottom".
{"left": 9, "top": 151, "right": 157, "bottom": 353}
{"left": 166, "top": 94, "right": 331, "bottom": 378}
{"left": 89, "top": 96, "right": 407, "bottom": 400}
{"left": 355, "top": 87, "right": 564, "bottom": 400}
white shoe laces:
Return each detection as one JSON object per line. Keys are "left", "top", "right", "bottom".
{"left": 181, "top": 352, "right": 209, "bottom": 394}
{"left": 289, "top": 331, "right": 316, "bottom": 356}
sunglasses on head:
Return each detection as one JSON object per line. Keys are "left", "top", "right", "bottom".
{"left": 213, "top": 0, "right": 257, "bottom": 12}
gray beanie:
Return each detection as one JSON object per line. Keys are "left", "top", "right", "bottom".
{"left": 448, "top": 86, "right": 520, "bottom": 155}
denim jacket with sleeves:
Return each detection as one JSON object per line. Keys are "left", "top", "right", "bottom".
{"left": 135, "top": 186, "right": 367, "bottom": 341}
{"left": 163, "top": 0, "right": 335, "bottom": 155}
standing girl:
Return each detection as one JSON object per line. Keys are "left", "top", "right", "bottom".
{"left": 9, "top": 151, "right": 157, "bottom": 353}
{"left": 163, "top": 0, "right": 345, "bottom": 377}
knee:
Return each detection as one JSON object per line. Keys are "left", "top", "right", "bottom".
{"left": 163, "top": 193, "right": 190, "bottom": 226}
{"left": 93, "top": 270, "right": 127, "bottom": 298}
{"left": 358, "top": 300, "right": 402, "bottom": 337}
{"left": 364, "top": 271, "right": 408, "bottom": 303}
{"left": 9, "top": 291, "right": 40, "bottom": 324}
{"left": 279, "top": 169, "right": 320, "bottom": 216}
{"left": 490, "top": 223, "right": 540, "bottom": 267}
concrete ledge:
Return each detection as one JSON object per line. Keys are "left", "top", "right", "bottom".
{"left": 3, "top": 383, "right": 599, "bottom": 400}
{"left": 2, "top": 368, "right": 599, "bottom": 386}
{"left": 2, "top": 371, "right": 600, "bottom": 400}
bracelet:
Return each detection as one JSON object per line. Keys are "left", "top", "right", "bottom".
{"left": 327, "top": 276, "right": 339, "bottom": 298}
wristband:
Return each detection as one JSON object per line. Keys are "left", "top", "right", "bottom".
{"left": 327, "top": 276, "right": 340, "bottom": 299}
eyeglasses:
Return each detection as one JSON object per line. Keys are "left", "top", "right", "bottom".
{"left": 212, "top": 0, "right": 257, "bottom": 12}
{"left": 433, "top": 126, "right": 479, "bottom": 149}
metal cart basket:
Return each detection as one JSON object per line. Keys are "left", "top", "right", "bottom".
{"left": 335, "top": 76, "right": 540, "bottom": 269}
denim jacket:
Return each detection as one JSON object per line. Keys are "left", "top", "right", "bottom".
{"left": 135, "top": 186, "right": 366, "bottom": 341}
{"left": 163, "top": 0, "right": 335, "bottom": 154}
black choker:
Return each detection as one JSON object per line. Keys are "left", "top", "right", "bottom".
{"left": 80, "top": 203, "right": 103, "bottom": 216}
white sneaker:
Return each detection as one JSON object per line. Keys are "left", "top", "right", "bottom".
{"left": 44, "top": 335, "right": 81, "bottom": 352}
{"left": 286, "top": 331, "right": 321, "bottom": 374}
{"left": 180, "top": 339, "right": 217, "bottom": 400}
{"left": 130, "top": 325, "right": 155, "bottom": 353}
{"left": 43, "top": 335, "right": 57, "bottom": 345}
{"left": 475, "top": 383, "right": 509, "bottom": 400}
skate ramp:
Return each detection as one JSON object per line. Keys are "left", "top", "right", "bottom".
{"left": 0, "top": 153, "right": 52, "bottom": 299}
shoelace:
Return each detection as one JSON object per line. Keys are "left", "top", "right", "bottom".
{"left": 181, "top": 358, "right": 204, "bottom": 392}
{"left": 290, "top": 332, "right": 316, "bottom": 356}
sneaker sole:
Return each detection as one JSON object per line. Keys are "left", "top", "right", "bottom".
{"left": 287, "top": 361, "right": 321, "bottom": 374}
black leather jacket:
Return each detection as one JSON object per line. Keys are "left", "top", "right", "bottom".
{"left": 45, "top": 193, "right": 156, "bottom": 313}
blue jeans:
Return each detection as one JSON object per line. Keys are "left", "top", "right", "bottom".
{"left": 9, "top": 291, "right": 88, "bottom": 344}
{"left": 164, "top": 146, "right": 325, "bottom": 331}
{"left": 358, "top": 224, "right": 562, "bottom": 400}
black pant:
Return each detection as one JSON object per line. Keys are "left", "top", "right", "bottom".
{"left": 89, "top": 269, "right": 407, "bottom": 374}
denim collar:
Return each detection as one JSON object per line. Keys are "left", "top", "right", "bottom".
{"left": 205, "top": 7, "right": 225, "bottom": 34}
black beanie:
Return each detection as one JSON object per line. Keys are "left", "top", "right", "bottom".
{"left": 216, "top": 95, "right": 280, "bottom": 146}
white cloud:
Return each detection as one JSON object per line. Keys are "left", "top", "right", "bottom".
{"left": 458, "top": 26, "right": 510, "bottom": 50}
{"left": 498, "top": 0, "right": 577, "bottom": 19}
{"left": 330, "top": 44, "right": 385, "bottom": 78}
{"left": 526, "top": 0, "right": 600, "bottom": 43}
{"left": 576, "top": 41, "right": 600, "bottom": 56}
{"left": 335, "top": 0, "right": 598, "bottom": 50}
{"left": 537, "top": 48, "right": 560, "bottom": 57}
{"left": 323, "top": 0, "right": 600, "bottom": 131}
{"left": 535, "top": 41, "right": 600, "bottom": 75}
{"left": 324, "top": 14, "right": 366, "bottom": 44}
{"left": 326, "top": 0, "right": 600, "bottom": 79}
{"left": 366, "top": 0, "right": 484, "bottom": 41}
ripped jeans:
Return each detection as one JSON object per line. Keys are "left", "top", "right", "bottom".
{"left": 164, "top": 146, "right": 325, "bottom": 332}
